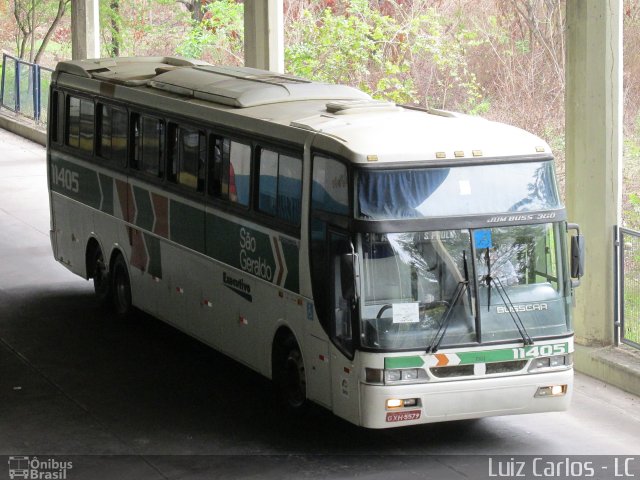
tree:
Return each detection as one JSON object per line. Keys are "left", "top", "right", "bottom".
{"left": 176, "top": 0, "right": 243, "bottom": 64}
{"left": 285, "top": 0, "right": 482, "bottom": 109}
{"left": 13, "top": 0, "right": 70, "bottom": 63}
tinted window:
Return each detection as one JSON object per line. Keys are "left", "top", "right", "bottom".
{"left": 50, "top": 91, "right": 59, "bottom": 143}
{"left": 66, "top": 96, "right": 94, "bottom": 153}
{"left": 112, "top": 108, "right": 127, "bottom": 163}
{"left": 168, "top": 124, "right": 205, "bottom": 191}
{"left": 98, "top": 104, "right": 127, "bottom": 165}
{"left": 79, "top": 99, "right": 94, "bottom": 153}
{"left": 357, "top": 161, "right": 561, "bottom": 220}
{"left": 66, "top": 96, "right": 80, "bottom": 148}
{"left": 312, "top": 156, "right": 349, "bottom": 215}
{"left": 258, "top": 148, "right": 302, "bottom": 224}
{"left": 208, "top": 136, "right": 251, "bottom": 206}
{"left": 131, "top": 114, "right": 163, "bottom": 177}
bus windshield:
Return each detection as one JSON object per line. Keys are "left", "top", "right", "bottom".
{"left": 357, "top": 161, "right": 561, "bottom": 219}
{"left": 358, "top": 223, "right": 569, "bottom": 350}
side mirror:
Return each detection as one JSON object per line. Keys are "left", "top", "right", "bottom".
{"left": 570, "top": 234, "right": 585, "bottom": 278}
{"left": 567, "top": 223, "right": 585, "bottom": 287}
{"left": 340, "top": 253, "right": 359, "bottom": 301}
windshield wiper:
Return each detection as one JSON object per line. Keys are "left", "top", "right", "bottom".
{"left": 426, "top": 251, "right": 471, "bottom": 354}
{"left": 487, "top": 275, "right": 534, "bottom": 346}
{"left": 484, "top": 248, "right": 492, "bottom": 311}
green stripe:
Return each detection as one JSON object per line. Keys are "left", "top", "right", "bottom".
{"left": 170, "top": 200, "right": 205, "bottom": 253}
{"left": 281, "top": 236, "right": 300, "bottom": 292}
{"left": 385, "top": 356, "right": 425, "bottom": 369}
{"left": 456, "top": 342, "right": 570, "bottom": 365}
{"left": 133, "top": 186, "right": 154, "bottom": 231}
{"left": 50, "top": 155, "right": 101, "bottom": 209}
{"left": 98, "top": 173, "right": 113, "bottom": 215}
{"left": 144, "top": 233, "right": 162, "bottom": 279}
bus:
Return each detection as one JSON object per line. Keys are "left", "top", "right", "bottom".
{"left": 47, "top": 56, "right": 584, "bottom": 429}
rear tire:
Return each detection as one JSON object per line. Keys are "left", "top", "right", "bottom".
{"left": 274, "top": 335, "right": 307, "bottom": 410}
{"left": 91, "top": 246, "right": 111, "bottom": 305}
{"left": 111, "top": 254, "right": 132, "bottom": 318}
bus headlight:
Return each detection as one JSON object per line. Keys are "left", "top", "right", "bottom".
{"left": 528, "top": 354, "right": 572, "bottom": 372}
{"left": 365, "top": 368, "right": 428, "bottom": 385}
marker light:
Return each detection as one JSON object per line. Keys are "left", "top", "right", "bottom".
{"left": 386, "top": 399, "right": 403, "bottom": 409}
{"left": 385, "top": 398, "right": 420, "bottom": 410}
{"left": 535, "top": 385, "right": 567, "bottom": 397}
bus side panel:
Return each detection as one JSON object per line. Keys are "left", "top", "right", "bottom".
{"left": 305, "top": 335, "right": 332, "bottom": 407}
{"left": 330, "top": 343, "right": 360, "bottom": 425}
{"left": 50, "top": 194, "right": 86, "bottom": 274}
{"left": 49, "top": 151, "right": 103, "bottom": 277}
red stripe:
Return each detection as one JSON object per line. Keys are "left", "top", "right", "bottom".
{"left": 272, "top": 236, "right": 284, "bottom": 286}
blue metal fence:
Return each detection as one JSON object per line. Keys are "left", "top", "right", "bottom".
{"left": 0, "top": 53, "right": 53, "bottom": 124}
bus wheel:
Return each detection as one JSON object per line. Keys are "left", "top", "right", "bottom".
{"left": 111, "top": 254, "right": 132, "bottom": 318}
{"left": 91, "top": 247, "right": 110, "bottom": 304}
{"left": 275, "top": 335, "right": 307, "bottom": 409}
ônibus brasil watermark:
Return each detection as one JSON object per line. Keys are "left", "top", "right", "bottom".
{"left": 7, "top": 456, "right": 72, "bottom": 480}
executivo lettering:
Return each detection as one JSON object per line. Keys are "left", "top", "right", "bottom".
{"left": 496, "top": 303, "right": 548, "bottom": 314}
{"left": 223, "top": 272, "right": 252, "bottom": 302}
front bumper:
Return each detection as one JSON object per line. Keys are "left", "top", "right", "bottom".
{"left": 359, "top": 368, "right": 573, "bottom": 428}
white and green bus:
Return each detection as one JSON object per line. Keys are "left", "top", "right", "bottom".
{"left": 48, "top": 56, "right": 584, "bottom": 429}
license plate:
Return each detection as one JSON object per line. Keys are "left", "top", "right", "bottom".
{"left": 385, "top": 410, "right": 422, "bottom": 422}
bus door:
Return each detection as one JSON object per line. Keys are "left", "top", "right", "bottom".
{"left": 328, "top": 229, "right": 360, "bottom": 422}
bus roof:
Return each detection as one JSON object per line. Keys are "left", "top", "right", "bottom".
{"left": 54, "top": 57, "right": 552, "bottom": 164}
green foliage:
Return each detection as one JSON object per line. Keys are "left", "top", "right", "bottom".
{"left": 285, "top": 0, "right": 483, "bottom": 110}
{"left": 176, "top": 0, "right": 244, "bottom": 64}
{"left": 629, "top": 193, "right": 640, "bottom": 231}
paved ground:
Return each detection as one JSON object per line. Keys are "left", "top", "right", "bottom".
{"left": 1, "top": 127, "right": 640, "bottom": 479}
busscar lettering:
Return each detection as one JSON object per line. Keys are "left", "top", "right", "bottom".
{"left": 496, "top": 303, "right": 548, "bottom": 314}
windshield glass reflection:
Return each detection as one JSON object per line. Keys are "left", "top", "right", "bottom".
{"left": 358, "top": 161, "right": 561, "bottom": 219}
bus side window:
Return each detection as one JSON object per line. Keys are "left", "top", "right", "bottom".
{"left": 311, "top": 155, "right": 349, "bottom": 215}
{"left": 208, "top": 136, "right": 224, "bottom": 197}
{"left": 79, "top": 98, "right": 94, "bottom": 154}
{"left": 66, "top": 96, "right": 80, "bottom": 148}
{"left": 130, "top": 114, "right": 164, "bottom": 177}
{"left": 168, "top": 125, "right": 205, "bottom": 192}
{"left": 258, "top": 148, "right": 302, "bottom": 225}
{"left": 141, "top": 116, "right": 164, "bottom": 177}
{"left": 229, "top": 141, "right": 251, "bottom": 206}
{"left": 111, "top": 107, "right": 127, "bottom": 166}
{"left": 130, "top": 113, "right": 140, "bottom": 169}
{"left": 66, "top": 95, "right": 94, "bottom": 153}
{"left": 50, "top": 90, "right": 59, "bottom": 144}
{"left": 208, "top": 136, "right": 250, "bottom": 206}
{"left": 97, "top": 104, "right": 112, "bottom": 160}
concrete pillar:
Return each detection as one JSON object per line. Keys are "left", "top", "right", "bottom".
{"left": 71, "top": 0, "right": 100, "bottom": 60}
{"left": 565, "top": 0, "right": 622, "bottom": 346}
{"left": 244, "top": 0, "right": 284, "bottom": 73}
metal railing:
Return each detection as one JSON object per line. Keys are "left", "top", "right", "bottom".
{"left": 618, "top": 226, "right": 640, "bottom": 349}
{"left": 0, "top": 53, "right": 53, "bottom": 124}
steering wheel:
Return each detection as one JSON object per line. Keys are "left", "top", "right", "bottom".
{"left": 376, "top": 304, "right": 393, "bottom": 319}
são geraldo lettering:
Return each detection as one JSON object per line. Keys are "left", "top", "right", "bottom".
{"left": 239, "top": 227, "right": 273, "bottom": 281}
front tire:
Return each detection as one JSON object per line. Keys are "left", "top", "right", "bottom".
{"left": 274, "top": 335, "right": 307, "bottom": 410}
{"left": 111, "top": 254, "right": 132, "bottom": 318}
